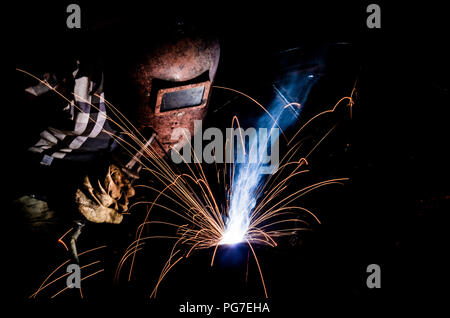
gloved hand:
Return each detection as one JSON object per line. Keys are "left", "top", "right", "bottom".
{"left": 75, "top": 164, "right": 135, "bottom": 224}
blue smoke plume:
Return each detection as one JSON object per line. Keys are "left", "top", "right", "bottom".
{"left": 221, "top": 55, "right": 323, "bottom": 245}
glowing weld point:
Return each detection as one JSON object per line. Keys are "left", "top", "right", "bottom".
{"left": 220, "top": 214, "right": 248, "bottom": 245}
{"left": 220, "top": 229, "right": 245, "bottom": 245}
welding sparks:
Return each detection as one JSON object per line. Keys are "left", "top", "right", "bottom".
{"left": 18, "top": 68, "right": 355, "bottom": 299}
{"left": 220, "top": 71, "right": 320, "bottom": 246}
{"left": 115, "top": 84, "right": 353, "bottom": 298}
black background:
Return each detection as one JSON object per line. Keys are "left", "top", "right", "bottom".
{"left": 7, "top": 0, "right": 449, "bottom": 315}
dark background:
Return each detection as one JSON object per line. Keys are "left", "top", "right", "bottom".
{"left": 8, "top": 0, "right": 449, "bottom": 314}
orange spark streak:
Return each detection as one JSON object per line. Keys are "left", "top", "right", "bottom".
{"left": 57, "top": 227, "right": 73, "bottom": 252}
{"left": 246, "top": 240, "right": 268, "bottom": 298}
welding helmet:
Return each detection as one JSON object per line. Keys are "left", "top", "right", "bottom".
{"left": 130, "top": 32, "right": 220, "bottom": 157}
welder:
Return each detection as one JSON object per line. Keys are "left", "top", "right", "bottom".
{"left": 14, "top": 23, "right": 220, "bottom": 262}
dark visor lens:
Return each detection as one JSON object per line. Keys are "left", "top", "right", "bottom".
{"left": 160, "top": 86, "right": 205, "bottom": 111}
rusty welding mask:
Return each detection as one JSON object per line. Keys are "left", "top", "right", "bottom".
{"left": 130, "top": 33, "right": 220, "bottom": 157}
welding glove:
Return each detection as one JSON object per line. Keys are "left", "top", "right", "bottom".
{"left": 75, "top": 164, "right": 135, "bottom": 224}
